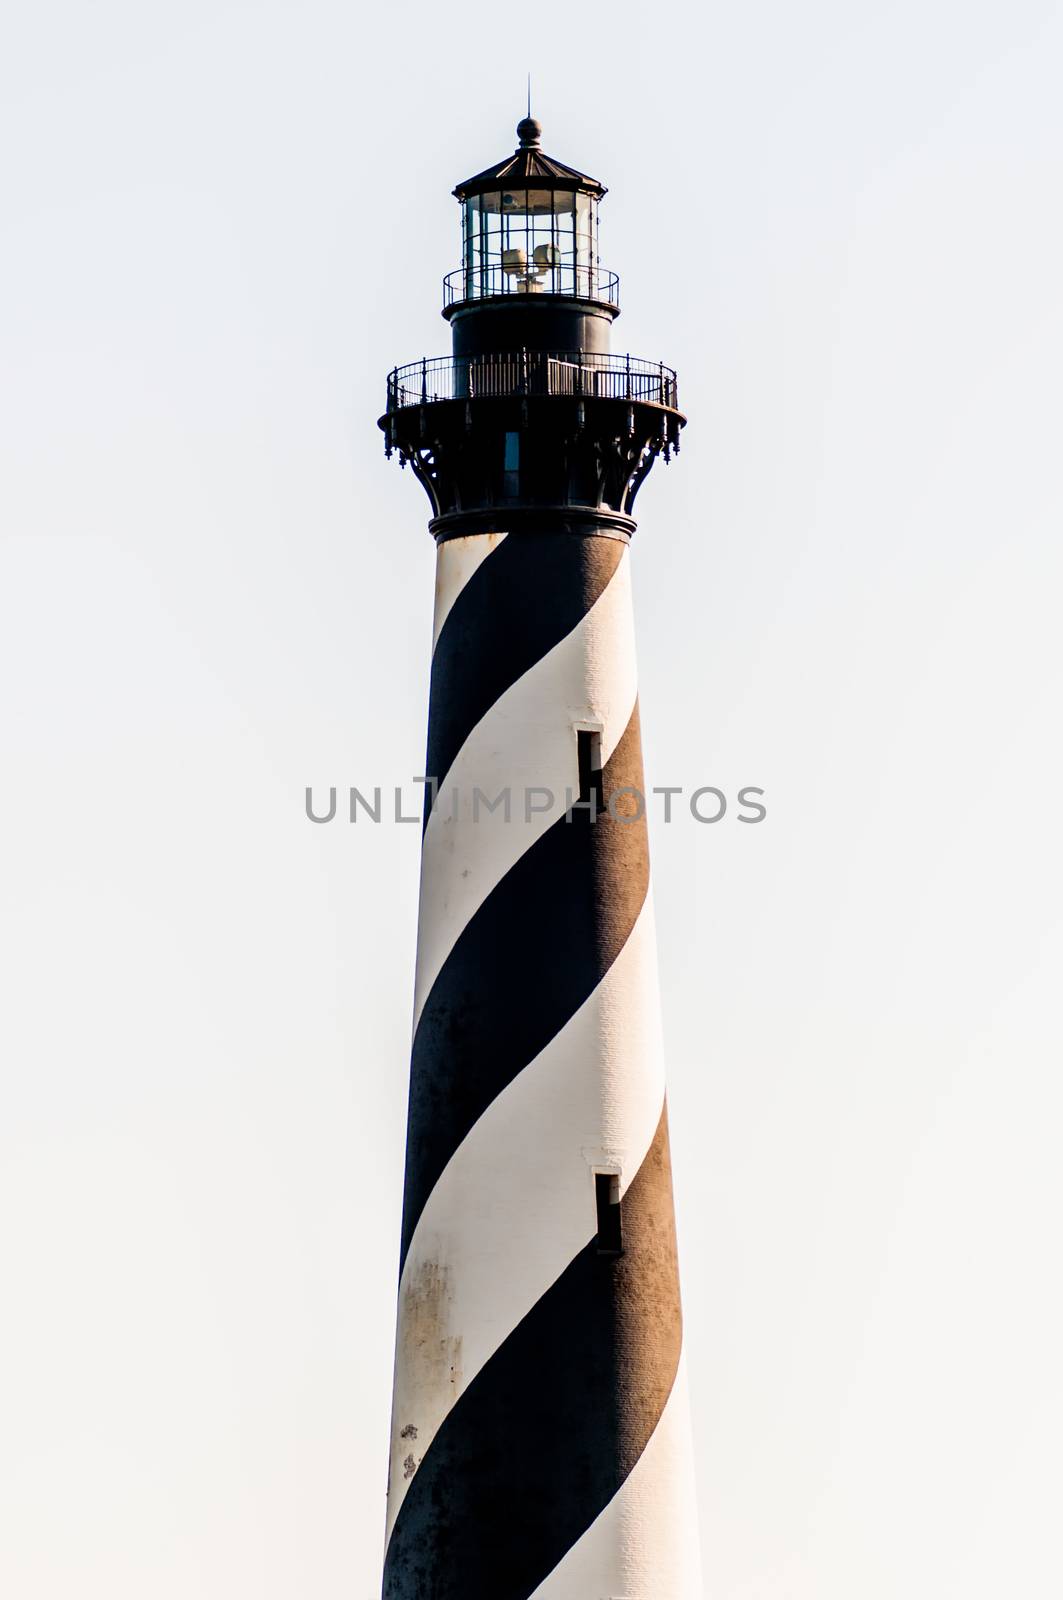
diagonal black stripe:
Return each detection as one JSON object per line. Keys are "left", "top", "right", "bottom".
{"left": 383, "top": 1105, "right": 683, "bottom": 1600}
{"left": 423, "top": 535, "right": 623, "bottom": 826}
{"left": 400, "top": 704, "right": 649, "bottom": 1272}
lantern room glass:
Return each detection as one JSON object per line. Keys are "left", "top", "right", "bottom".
{"left": 462, "top": 189, "right": 599, "bottom": 300}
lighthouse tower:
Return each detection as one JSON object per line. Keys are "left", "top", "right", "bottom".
{"left": 378, "top": 117, "right": 701, "bottom": 1600}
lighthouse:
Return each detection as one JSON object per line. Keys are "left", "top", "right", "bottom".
{"left": 378, "top": 116, "right": 701, "bottom": 1600}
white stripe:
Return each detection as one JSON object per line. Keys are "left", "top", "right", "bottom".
{"left": 431, "top": 531, "right": 507, "bottom": 651}
{"left": 413, "top": 548, "right": 637, "bottom": 1031}
{"left": 529, "top": 1357, "right": 704, "bottom": 1600}
{"left": 386, "top": 897, "right": 665, "bottom": 1540}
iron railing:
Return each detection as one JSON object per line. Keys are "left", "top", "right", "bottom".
{"left": 443, "top": 264, "right": 620, "bottom": 309}
{"left": 386, "top": 351, "right": 679, "bottom": 413}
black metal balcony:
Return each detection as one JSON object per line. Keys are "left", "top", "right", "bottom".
{"left": 443, "top": 264, "right": 620, "bottom": 310}
{"left": 385, "top": 351, "right": 679, "bottom": 415}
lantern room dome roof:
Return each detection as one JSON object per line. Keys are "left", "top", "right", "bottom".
{"left": 453, "top": 120, "right": 606, "bottom": 201}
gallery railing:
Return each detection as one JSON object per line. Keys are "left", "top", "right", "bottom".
{"left": 385, "top": 351, "right": 679, "bottom": 413}
{"left": 443, "top": 264, "right": 621, "bottom": 308}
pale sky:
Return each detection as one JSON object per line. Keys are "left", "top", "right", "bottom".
{"left": 2, "top": 1, "right": 1062, "bottom": 1596}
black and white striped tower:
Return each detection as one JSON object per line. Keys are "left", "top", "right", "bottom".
{"left": 378, "top": 116, "right": 698, "bottom": 1600}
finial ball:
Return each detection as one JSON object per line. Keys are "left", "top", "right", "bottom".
{"left": 517, "top": 116, "right": 542, "bottom": 147}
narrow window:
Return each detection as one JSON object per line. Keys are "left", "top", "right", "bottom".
{"left": 577, "top": 727, "right": 604, "bottom": 808}
{"left": 595, "top": 1172, "right": 623, "bottom": 1255}
{"left": 503, "top": 430, "right": 520, "bottom": 497}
